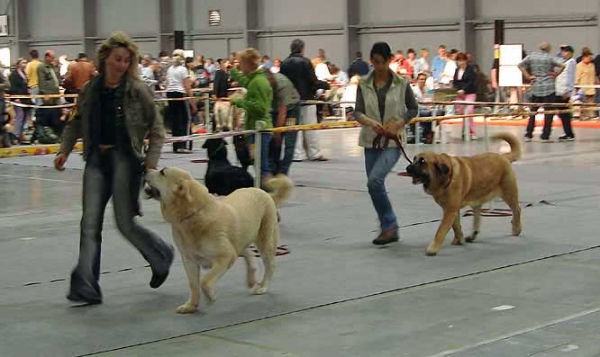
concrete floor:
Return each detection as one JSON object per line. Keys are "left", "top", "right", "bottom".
{"left": 1, "top": 123, "right": 600, "bottom": 357}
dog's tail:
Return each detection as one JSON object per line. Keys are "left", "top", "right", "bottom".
{"left": 491, "top": 132, "right": 522, "bottom": 162}
{"left": 264, "top": 174, "right": 294, "bottom": 207}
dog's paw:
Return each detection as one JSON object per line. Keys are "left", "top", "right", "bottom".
{"left": 451, "top": 237, "right": 463, "bottom": 246}
{"left": 247, "top": 273, "right": 257, "bottom": 289}
{"left": 176, "top": 302, "right": 198, "bottom": 314}
{"left": 512, "top": 226, "right": 522, "bottom": 236}
{"left": 253, "top": 285, "right": 268, "bottom": 295}
{"left": 466, "top": 231, "right": 479, "bottom": 243}
{"left": 202, "top": 286, "right": 217, "bottom": 304}
{"left": 425, "top": 245, "right": 438, "bottom": 256}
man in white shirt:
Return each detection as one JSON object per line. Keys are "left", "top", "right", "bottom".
{"left": 555, "top": 45, "right": 576, "bottom": 140}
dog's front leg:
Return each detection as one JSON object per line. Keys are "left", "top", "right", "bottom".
{"left": 466, "top": 205, "right": 482, "bottom": 243}
{"left": 200, "top": 249, "right": 237, "bottom": 303}
{"left": 176, "top": 255, "right": 202, "bottom": 314}
{"left": 451, "top": 213, "right": 464, "bottom": 245}
{"left": 427, "top": 207, "right": 460, "bottom": 256}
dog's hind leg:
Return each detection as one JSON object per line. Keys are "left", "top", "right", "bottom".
{"left": 501, "top": 176, "right": 521, "bottom": 236}
{"left": 466, "top": 205, "right": 482, "bottom": 243}
{"left": 427, "top": 207, "right": 460, "bottom": 256}
{"left": 451, "top": 213, "right": 465, "bottom": 245}
{"left": 200, "top": 248, "right": 236, "bottom": 303}
{"left": 253, "top": 216, "right": 278, "bottom": 295}
{"left": 242, "top": 248, "right": 258, "bottom": 289}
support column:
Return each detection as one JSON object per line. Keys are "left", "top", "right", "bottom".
{"left": 460, "top": 0, "right": 476, "bottom": 56}
{"left": 185, "top": 0, "right": 193, "bottom": 49}
{"left": 83, "top": 0, "right": 97, "bottom": 58}
{"left": 245, "top": 0, "right": 258, "bottom": 49}
{"left": 344, "top": 0, "right": 359, "bottom": 70}
{"left": 159, "top": 0, "right": 174, "bottom": 53}
{"left": 13, "top": 0, "right": 29, "bottom": 60}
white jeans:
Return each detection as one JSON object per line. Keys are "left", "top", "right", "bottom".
{"left": 294, "top": 105, "right": 322, "bottom": 160}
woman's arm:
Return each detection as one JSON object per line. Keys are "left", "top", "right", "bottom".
{"left": 140, "top": 85, "right": 166, "bottom": 169}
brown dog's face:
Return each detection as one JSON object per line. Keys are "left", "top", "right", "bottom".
{"left": 405, "top": 152, "right": 452, "bottom": 192}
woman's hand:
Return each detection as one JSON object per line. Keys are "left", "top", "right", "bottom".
{"left": 54, "top": 153, "right": 68, "bottom": 172}
{"left": 385, "top": 119, "right": 406, "bottom": 134}
{"left": 371, "top": 122, "right": 386, "bottom": 135}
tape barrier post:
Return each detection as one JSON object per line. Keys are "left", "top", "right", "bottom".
{"left": 414, "top": 113, "right": 421, "bottom": 145}
{"left": 204, "top": 93, "right": 211, "bottom": 133}
{"left": 482, "top": 106, "right": 492, "bottom": 152}
{"left": 254, "top": 121, "right": 266, "bottom": 188}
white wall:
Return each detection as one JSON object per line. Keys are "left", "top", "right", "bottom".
{"left": 360, "top": 0, "right": 462, "bottom": 23}
{"left": 8, "top": 0, "right": 600, "bottom": 74}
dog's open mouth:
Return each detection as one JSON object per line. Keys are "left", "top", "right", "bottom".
{"left": 144, "top": 184, "right": 161, "bottom": 200}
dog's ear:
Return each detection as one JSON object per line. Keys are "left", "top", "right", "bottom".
{"left": 434, "top": 156, "right": 452, "bottom": 188}
{"left": 172, "top": 179, "right": 193, "bottom": 203}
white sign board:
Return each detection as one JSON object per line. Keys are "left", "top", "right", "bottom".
{"left": 499, "top": 66, "right": 523, "bottom": 87}
{"left": 500, "top": 44, "right": 523, "bottom": 66}
{"left": 183, "top": 50, "right": 194, "bottom": 58}
{"left": 499, "top": 44, "right": 524, "bottom": 87}
{"left": 0, "top": 47, "right": 10, "bottom": 69}
{"left": 0, "top": 15, "right": 7, "bottom": 37}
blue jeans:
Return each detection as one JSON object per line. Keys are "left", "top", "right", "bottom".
{"left": 365, "top": 148, "right": 401, "bottom": 231}
{"left": 69, "top": 148, "right": 172, "bottom": 296}
{"left": 270, "top": 103, "right": 300, "bottom": 175}
{"left": 247, "top": 132, "right": 273, "bottom": 176}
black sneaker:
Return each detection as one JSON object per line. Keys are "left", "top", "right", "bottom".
{"left": 67, "top": 286, "right": 103, "bottom": 305}
{"left": 372, "top": 231, "right": 400, "bottom": 245}
{"left": 150, "top": 244, "right": 175, "bottom": 289}
{"left": 558, "top": 135, "right": 575, "bottom": 142}
{"left": 524, "top": 134, "right": 533, "bottom": 142}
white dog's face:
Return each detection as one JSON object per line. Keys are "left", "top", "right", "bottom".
{"left": 144, "top": 167, "right": 194, "bottom": 203}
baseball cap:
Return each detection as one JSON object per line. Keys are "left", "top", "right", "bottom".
{"left": 560, "top": 45, "right": 574, "bottom": 53}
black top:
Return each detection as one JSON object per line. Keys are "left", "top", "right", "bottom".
{"left": 453, "top": 65, "right": 477, "bottom": 94}
{"left": 8, "top": 70, "right": 28, "bottom": 95}
{"left": 280, "top": 53, "right": 319, "bottom": 100}
{"left": 99, "top": 84, "right": 128, "bottom": 146}
{"left": 348, "top": 59, "right": 370, "bottom": 78}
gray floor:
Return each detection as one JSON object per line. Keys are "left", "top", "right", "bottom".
{"left": 2, "top": 124, "right": 600, "bottom": 357}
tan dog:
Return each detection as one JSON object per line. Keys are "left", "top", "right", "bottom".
{"left": 405, "top": 132, "right": 522, "bottom": 256}
{"left": 144, "top": 167, "right": 293, "bottom": 314}
{"left": 214, "top": 89, "right": 245, "bottom": 132}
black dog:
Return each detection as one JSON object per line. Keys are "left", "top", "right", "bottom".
{"left": 202, "top": 138, "right": 254, "bottom": 196}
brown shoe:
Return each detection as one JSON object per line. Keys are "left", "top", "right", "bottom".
{"left": 372, "top": 229, "right": 399, "bottom": 245}
{"left": 311, "top": 156, "right": 329, "bottom": 162}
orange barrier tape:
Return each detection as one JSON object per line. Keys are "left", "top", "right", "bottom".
{"left": 0, "top": 143, "right": 83, "bottom": 159}
{"left": 264, "top": 121, "right": 361, "bottom": 133}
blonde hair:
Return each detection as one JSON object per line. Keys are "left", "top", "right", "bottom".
{"left": 237, "top": 48, "right": 261, "bottom": 69}
{"left": 97, "top": 31, "right": 140, "bottom": 80}
{"left": 171, "top": 49, "right": 185, "bottom": 66}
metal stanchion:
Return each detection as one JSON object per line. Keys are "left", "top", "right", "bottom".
{"left": 253, "top": 121, "right": 266, "bottom": 188}
{"left": 482, "top": 106, "right": 492, "bottom": 152}
{"left": 204, "top": 93, "right": 211, "bottom": 133}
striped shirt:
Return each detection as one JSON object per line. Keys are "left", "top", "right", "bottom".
{"left": 519, "top": 51, "right": 564, "bottom": 97}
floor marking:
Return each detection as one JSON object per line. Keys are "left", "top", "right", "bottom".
{"left": 491, "top": 305, "right": 515, "bottom": 311}
{"left": 0, "top": 174, "right": 79, "bottom": 184}
{"left": 19, "top": 237, "right": 36, "bottom": 241}
{"left": 425, "top": 307, "right": 600, "bottom": 357}
{"left": 561, "top": 344, "right": 580, "bottom": 352}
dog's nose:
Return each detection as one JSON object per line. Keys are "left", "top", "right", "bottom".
{"left": 406, "top": 165, "right": 413, "bottom": 174}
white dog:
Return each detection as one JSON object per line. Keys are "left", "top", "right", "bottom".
{"left": 144, "top": 167, "right": 293, "bottom": 314}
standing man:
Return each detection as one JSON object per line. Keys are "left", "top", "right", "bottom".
{"left": 37, "top": 50, "right": 63, "bottom": 137}
{"left": 280, "top": 39, "right": 328, "bottom": 162}
{"left": 554, "top": 45, "right": 576, "bottom": 141}
{"left": 519, "top": 42, "right": 565, "bottom": 142}
{"left": 265, "top": 71, "right": 301, "bottom": 175}
{"left": 347, "top": 51, "right": 370, "bottom": 78}
{"left": 63, "top": 53, "right": 96, "bottom": 102}
{"left": 25, "top": 50, "right": 42, "bottom": 105}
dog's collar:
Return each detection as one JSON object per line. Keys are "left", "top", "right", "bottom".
{"left": 180, "top": 208, "right": 201, "bottom": 223}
